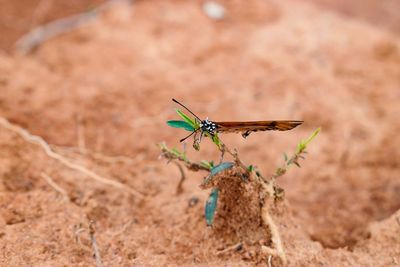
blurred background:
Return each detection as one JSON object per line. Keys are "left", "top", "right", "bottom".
{"left": 0, "top": 0, "right": 399, "bottom": 266}
{"left": 1, "top": 0, "right": 400, "bottom": 52}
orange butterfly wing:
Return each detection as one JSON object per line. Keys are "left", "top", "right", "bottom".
{"left": 215, "top": 121, "right": 303, "bottom": 137}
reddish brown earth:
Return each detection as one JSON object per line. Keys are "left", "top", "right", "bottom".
{"left": 0, "top": 0, "right": 400, "bottom": 266}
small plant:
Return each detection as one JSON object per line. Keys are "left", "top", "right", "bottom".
{"left": 160, "top": 105, "right": 320, "bottom": 264}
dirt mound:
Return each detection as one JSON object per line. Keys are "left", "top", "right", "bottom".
{"left": 0, "top": 0, "right": 400, "bottom": 266}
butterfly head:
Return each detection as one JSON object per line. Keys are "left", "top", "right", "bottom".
{"left": 200, "top": 118, "right": 217, "bottom": 135}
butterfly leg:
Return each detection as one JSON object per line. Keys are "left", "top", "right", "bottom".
{"left": 242, "top": 130, "right": 251, "bottom": 138}
{"left": 199, "top": 131, "right": 204, "bottom": 143}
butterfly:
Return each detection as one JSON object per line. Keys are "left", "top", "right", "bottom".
{"left": 172, "top": 98, "right": 303, "bottom": 142}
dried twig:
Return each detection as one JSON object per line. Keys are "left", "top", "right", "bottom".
{"left": 261, "top": 210, "right": 286, "bottom": 264}
{"left": 0, "top": 117, "right": 144, "bottom": 199}
{"left": 220, "top": 143, "right": 247, "bottom": 170}
{"left": 74, "top": 224, "right": 85, "bottom": 244}
{"left": 159, "top": 144, "right": 210, "bottom": 172}
{"left": 41, "top": 172, "right": 70, "bottom": 201}
{"left": 111, "top": 220, "right": 134, "bottom": 236}
{"left": 267, "top": 255, "right": 273, "bottom": 267}
{"left": 52, "top": 144, "right": 144, "bottom": 165}
{"left": 89, "top": 221, "right": 103, "bottom": 267}
{"left": 174, "top": 162, "right": 186, "bottom": 195}
{"left": 90, "top": 151, "right": 143, "bottom": 164}
{"left": 215, "top": 242, "right": 243, "bottom": 256}
{"left": 15, "top": 0, "right": 133, "bottom": 54}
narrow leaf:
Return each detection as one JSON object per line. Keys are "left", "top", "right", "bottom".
{"left": 296, "top": 128, "right": 321, "bottom": 154}
{"left": 304, "top": 127, "right": 321, "bottom": 146}
{"left": 210, "top": 162, "right": 234, "bottom": 177}
{"left": 171, "top": 148, "right": 182, "bottom": 157}
{"left": 176, "top": 109, "right": 197, "bottom": 128}
{"left": 205, "top": 188, "right": 219, "bottom": 226}
{"left": 200, "top": 160, "right": 213, "bottom": 170}
{"left": 167, "top": 120, "right": 195, "bottom": 132}
{"left": 212, "top": 134, "right": 222, "bottom": 148}
{"left": 276, "top": 167, "right": 286, "bottom": 176}
{"left": 202, "top": 162, "right": 234, "bottom": 186}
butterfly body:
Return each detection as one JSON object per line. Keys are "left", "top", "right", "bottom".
{"left": 200, "top": 119, "right": 218, "bottom": 135}
{"left": 172, "top": 98, "right": 303, "bottom": 143}
{"left": 201, "top": 120, "right": 303, "bottom": 138}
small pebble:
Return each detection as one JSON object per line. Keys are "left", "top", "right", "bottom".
{"left": 202, "top": 1, "right": 226, "bottom": 20}
{"left": 188, "top": 196, "right": 199, "bottom": 207}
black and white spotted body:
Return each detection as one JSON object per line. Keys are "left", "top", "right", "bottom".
{"left": 200, "top": 118, "right": 217, "bottom": 135}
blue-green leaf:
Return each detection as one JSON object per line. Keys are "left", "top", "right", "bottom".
{"left": 210, "top": 162, "right": 234, "bottom": 177}
{"left": 201, "top": 162, "right": 234, "bottom": 187}
{"left": 167, "top": 120, "right": 195, "bottom": 132}
{"left": 205, "top": 188, "right": 219, "bottom": 226}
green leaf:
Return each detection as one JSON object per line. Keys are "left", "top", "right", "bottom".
{"left": 296, "top": 128, "right": 321, "bottom": 154}
{"left": 247, "top": 165, "right": 254, "bottom": 172}
{"left": 212, "top": 134, "right": 221, "bottom": 148}
{"left": 210, "top": 162, "right": 234, "bottom": 177}
{"left": 200, "top": 160, "right": 213, "bottom": 170}
{"left": 157, "top": 142, "right": 167, "bottom": 150}
{"left": 276, "top": 167, "right": 286, "bottom": 176}
{"left": 202, "top": 162, "right": 235, "bottom": 187}
{"left": 176, "top": 109, "right": 197, "bottom": 128}
{"left": 171, "top": 148, "right": 182, "bottom": 157}
{"left": 283, "top": 152, "right": 288, "bottom": 161}
{"left": 205, "top": 188, "right": 219, "bottom": 226}
{"left": 304, "top": 127, "right": 321, "bottom": 146}
{"left": 193, "top": 141, "right": 200, "bottom": 151}
{"left": 167, "top": 120, "right": 195, "bottom": 132}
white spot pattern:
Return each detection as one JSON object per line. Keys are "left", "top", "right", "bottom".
{"left": 201, "top": 119, "right": 217, "bottom": 134}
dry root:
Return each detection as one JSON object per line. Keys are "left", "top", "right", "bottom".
{"left": 0, "top": 117, "right": 144, "bottom": 199}
{"left": 41, "top": 172, "right": 70, "bottom": 202}
{"left": 89, "top": 220, "right": 103, "bottom": 267}
{"left": 15, "top": 0, "right": 133, "bottom": 54}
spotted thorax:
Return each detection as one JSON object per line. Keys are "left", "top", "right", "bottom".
{"left": 200, "top": 118, "right": 217, "bottom": 135}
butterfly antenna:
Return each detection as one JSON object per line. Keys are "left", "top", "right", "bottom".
{"left": 180, "top": 128, "right": 200, "bottom": 142}
{"left": 172, "top": 98, "right": 202, "bottom": 121}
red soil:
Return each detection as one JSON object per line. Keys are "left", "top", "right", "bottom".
{"left": 0, "top": 0, "right": 399, "bottom": 266}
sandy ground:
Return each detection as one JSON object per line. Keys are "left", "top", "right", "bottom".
{"left": 0, "top": 0, "right": 399, "bottom": 266}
